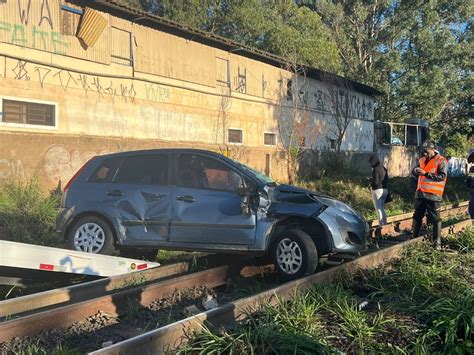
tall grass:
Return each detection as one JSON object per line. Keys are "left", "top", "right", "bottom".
{"left": 0, "top": 177, "right": 61, "bottom": 246}
{"left": 297, "top": 176, "right": 467, "bottom": 220}
{"left": 181, "top": 229, "right": 474, "bottom": 354}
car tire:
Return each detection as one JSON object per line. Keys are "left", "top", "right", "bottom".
{"left": 120, "top": 248, "right": 159, "bottom": 261}
{"left": 68, "top": 216, "right": 115, "bottom": 255}
{"left": 271, "top": 229, "right": 318, "bottom": 282}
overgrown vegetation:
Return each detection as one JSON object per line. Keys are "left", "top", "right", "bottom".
{"left": 0, "top": 177, "right": 61, "bottom": 246}
{"left": 299, "top": 175, "right": 467, "bottom": 220}
{"left": 180, "top": 228, "right": 474, "bottom": 354}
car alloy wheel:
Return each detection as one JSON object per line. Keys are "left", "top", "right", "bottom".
{"left": 276, "top": 237, "right": 303, "bottom": 275}
{"left": 73, "top": 222, "right": 106, "bottom": 253}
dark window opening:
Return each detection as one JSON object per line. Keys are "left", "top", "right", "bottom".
{"left": 178, "top": 154, "right": 242, "bottom": 191}
{"left": 115, "top": 155, "right": 169, "bottom": 185}
{"left": 264, "top": 133, "right": 276, "bottom": 146}
{"left": 89, "top": 158, "right": 123, "bottom": 183}
{"left": 2, "top": 99, "right": 55, "bottom": 126}
{"left": 286, "top": 80, "right": 293, "bottom": 101}
{"left": 228, "top": 129, "right": 243, "bottom": 144}
{"left": 61, "top": 7, "right": 81, "bottom": 36}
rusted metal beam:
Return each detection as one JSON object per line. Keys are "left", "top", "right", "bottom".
{"left": 0, "top": 262, "right": 189, "bottom": 319}
{"left": 93, "top": 219, "right": 471, "bottom": 355}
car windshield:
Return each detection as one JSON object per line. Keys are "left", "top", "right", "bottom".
{"left": 229, "top": 158, "right": 276, "bottom": 185}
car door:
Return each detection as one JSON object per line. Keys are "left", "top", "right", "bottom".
{"left": 101, "top": 153, "right": 172, "bottom": 243}
{"left": 170, "top": 153, "right": 256, "bottom": 245}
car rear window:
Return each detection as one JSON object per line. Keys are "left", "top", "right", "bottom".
{"left": 88, "top": 158, "right": 123, "bottom": 183}
{"left": 115, "top": 154, "right": 169, "bottom": 185}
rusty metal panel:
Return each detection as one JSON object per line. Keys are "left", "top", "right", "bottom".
{"left": 77, "top": 7, "right": 108, "bottom": 47}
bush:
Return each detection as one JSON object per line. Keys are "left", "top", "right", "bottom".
{"left": 0, "top": 177, "right": 61, "bottom": 246}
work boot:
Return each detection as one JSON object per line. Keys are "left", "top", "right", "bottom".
{"left": 433, "top": 221, "right": 442, "bottom": 250}
{"left": 411, "top": 219, "right": 422, "bottom": 239}
{"left": 375, "top": 227, "right": 383, "bottom": 239}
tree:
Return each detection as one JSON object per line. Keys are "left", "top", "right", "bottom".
{"left": 124, "top": 0, "right": 341, "bottom": 73}
{"left": 276, "top": 52, "right": 320, "bottom": 184}
{"left": 323, "top": 77, "right": 355, "bottom": 152}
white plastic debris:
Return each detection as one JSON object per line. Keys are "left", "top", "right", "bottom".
{"left": 358, "top": 300, "right": 369, "bottom": 311}
{"left": 202, "top": 296, "right": 219, "bottom": 311}
{"left": 183, "top": 305, "right": 201, "bottom": 317}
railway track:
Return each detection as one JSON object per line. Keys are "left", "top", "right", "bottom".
{"left": 0, "top": 202, "right": 470, "bottom": 354}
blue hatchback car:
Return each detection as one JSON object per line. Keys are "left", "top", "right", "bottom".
{"left": 57, "top": 149, "right": 368, "bottom": 281}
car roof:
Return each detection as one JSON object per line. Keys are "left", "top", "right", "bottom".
{"left": 95, "top": 148, "right": 230, "bottom": 160}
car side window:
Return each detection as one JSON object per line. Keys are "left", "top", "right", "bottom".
{"left": 178, "top": 154, "right": 242, "bottom": 191}
{"left": 88, "top": 158, "right": 123, "bottom": 183}
{"left": 115, "top": 155, "right": 169, "bottom": 185}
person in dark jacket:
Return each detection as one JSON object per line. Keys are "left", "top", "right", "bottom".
{"left": 466, "top": 152, "right": 474, "bottom": 222}
{"left": 411, "top": 141, "right": 448, "bottom": 249}
{"left": 368, "top": 155, "right": 389, "bottom": 229}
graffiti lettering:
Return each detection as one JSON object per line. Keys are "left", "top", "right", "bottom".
{"left": 32, "top": 25, "right": 48, "bottom": 50}
{"left": 34, "top": 66, "right": 50, "bottom": 88}
{"left": 78, "top": 74, "right": 91, "bottom": 96}
{"left": 0, "top": 22, "right": 69, "bottom": 54}
{"left": 12, "top": 60, "right": 30, "bottom": 80}
{"left": 91, "top": 77, "right": 105, "bottom": 99}
{"left": 0, "top": 150, "right": 25, "bottom": 180}
{"left": 18, "top": 0, "right": 31, "bottom": 26}
{"left": 38, "top": 0, "right": 53, "bottom": 29}
{"left": 145, "top": 83, "right": 170, "bottom": 102}
{"left": 53, "top": 69, "right": 77, "bottom": 91}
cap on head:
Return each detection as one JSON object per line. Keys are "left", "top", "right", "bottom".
{"left": 468, "top": 152, "right": 474, "bottom": 163}
{"left": 422, "top": 140, "right": 436, "bottom": 150}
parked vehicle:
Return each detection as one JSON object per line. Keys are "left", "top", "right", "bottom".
{"left": 56, "top": 149, "right": 368, "bottom": 281}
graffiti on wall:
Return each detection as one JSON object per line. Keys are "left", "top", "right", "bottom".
{"left": 448, "top": 157, "right": 468, "bottom": 177}
{"left": 0, "top": 150, "right": 25, "bottom": 180}
{"left": 6, "top": 59, "right": 172, "bottom": 104}
{"left": 43, "top": 145, "right": 108, "bottom": 184}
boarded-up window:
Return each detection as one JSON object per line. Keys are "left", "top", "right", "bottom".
{"left": 264, "top": 133, "right": 276, "bottom": 146}
{"left": 2, "top": 99, "right": 55, "bottom": 126}
{"left": 111, "top": 27, "right": 132, "bottom": 66}
{"left": 61, "top": 7, "right": 82, "bottom": 36}
{"left": 228, "top": 129, "right": 243, "bottom": 144}
{"left": 216, "top": 57, "right": 229, "bottom": 87}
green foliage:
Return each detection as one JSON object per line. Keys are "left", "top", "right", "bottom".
{"left": 444, "top": 132, "right": 471, "bottom": 158}
{"left": 0, "top": 177, "right": 61, "bottom": 246}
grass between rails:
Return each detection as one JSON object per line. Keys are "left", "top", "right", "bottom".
{"left": 180, "top": 227, "right": 474, "bottom": 354}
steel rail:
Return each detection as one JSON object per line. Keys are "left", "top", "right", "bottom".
{"left": 93, "top": 219, "right": 472, "bottom": 355}
{"left": 0, "top": 261, "right": 189, "bottom": 319}
{"left": 0, "top": 203, "right": 468, "bottom": 348}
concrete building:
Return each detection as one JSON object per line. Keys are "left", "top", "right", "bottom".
{"left": 0, "top": 0, "right": 379, "bottom": 187}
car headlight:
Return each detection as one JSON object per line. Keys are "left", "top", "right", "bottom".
{"left": 317, "top": 196, "right": 358, "bottom": 215}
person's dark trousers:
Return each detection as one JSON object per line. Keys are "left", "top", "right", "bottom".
{"left": 469, "top": 195, "right": 474, "bottom": 220}
{"left": 412, "top": 198, "right": 441, "bottom": 246}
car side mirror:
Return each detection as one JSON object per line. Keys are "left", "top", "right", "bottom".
{"left": 237, "top": 184, "right": 253, "bottom": 215}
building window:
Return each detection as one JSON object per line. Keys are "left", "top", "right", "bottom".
{"left": 264, "top": 133, "right": 276, "bottom": 146}
{"left": 286, "top": 80, "right": 293, "bottom": 101}
{"left": 228, "top": 129, "right": 243, "bottom": 144}
{"left": 111, "top": 27, "right": 132, "bottom": 66}
{"left": 60, "top": 6, "right": 82, "bottom": 36}
{"left": 329, "top": 138, "right": 337, "bottom": 150}
{"left": 1, "top": 99, "right": 55, "bottom": 127}
{"left": 216, "top": 57, "right": 230, "bottom": 87}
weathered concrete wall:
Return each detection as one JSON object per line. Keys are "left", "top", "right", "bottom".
{"left": 0, "top": 0, "right": 377, "bottom": 186}
{"left": 377, "top": 145, "right": 419, "bottom": 177}
{"left": 0, "top": 131, "right": 288, "bottom": 188}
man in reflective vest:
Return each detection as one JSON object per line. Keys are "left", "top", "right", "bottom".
{"left": 412, "top": 140, "right": 448, "bottom": 249}
{"left": 466, "top": 152, "right": 474, "bottom": 223}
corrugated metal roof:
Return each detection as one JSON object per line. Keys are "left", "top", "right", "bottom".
{"left": 87, "top": 0, "right": 383, "bottom": 96}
